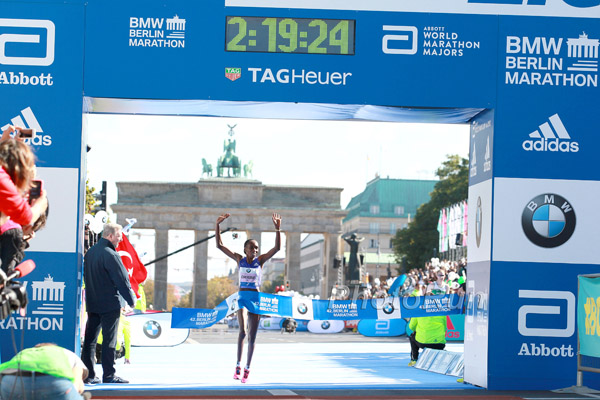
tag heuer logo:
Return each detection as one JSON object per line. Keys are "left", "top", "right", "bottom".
{"left": 225, "top": 67, "right": 241, "bottom": 81}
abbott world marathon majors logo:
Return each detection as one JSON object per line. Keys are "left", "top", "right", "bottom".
{"left": 522, "top": 114, "right": 579, "bottom": 153}
{"left": 382, "top": 25, "right": 481, "bottom": 57}
{"left": 521, "top": 193, "right": 576, "bottom": 248}
{"left": 517, "top": 290, "right": 575, "bottom": 358}
{"left": 129, "top": 15, "right": 186, "bottom": 48}
{"left": 1, "top": 107, "right": 52, "bottom": 146}
{"left": 505, "top": 32, "right": 599, "bottom": 87}
{"left": 0, "top": 18, "right": 55, "bottom": 87}
{"left": 0, "top": 274, "right": 65, "bottom": 331}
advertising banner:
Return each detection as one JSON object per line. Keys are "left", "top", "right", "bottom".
{"left": 84, "top": 0, "right": 498, "bottom": 108}
{"left": 578, "top": 276, "right": 600, "bottom": 358}
{"left": 225, "top": 0, "right": 600, "bottom": 19}
{"left": 0, "top": 2, "right": 85, "bottom": 360}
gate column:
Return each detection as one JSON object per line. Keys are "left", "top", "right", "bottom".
{"left": 154, "top": 228, "right": 169, "bottom": 310}
{"left": 192, "top": 230, "right": 209, "bottom": 308}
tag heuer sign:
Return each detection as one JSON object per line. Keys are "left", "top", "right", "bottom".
{"left": 225, "top": 67, "right": 241, "bottom": 81}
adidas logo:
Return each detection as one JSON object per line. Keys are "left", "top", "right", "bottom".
{"left": 1, "top": 107, "right": 52, "bottom": 146}
{"left": 522, "top": 113, "right": 579, "bottom": 153}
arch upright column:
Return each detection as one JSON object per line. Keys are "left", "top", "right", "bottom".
{"left": 154, "top": 228, "right": 169, "bottom": 310}
{"left": 192, "top": 230, "right": 209, "bottom": 308}
{"left": 285, "top": 232, "right": 301, "bottom": 291}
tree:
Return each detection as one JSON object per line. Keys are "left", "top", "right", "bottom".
{"left": 261, "top": 273, "right": 285, "bottom": 294}
{"left": 392, "top": 154, "right": 468, "bottom": 270}
{"left": 207, "top": 276, "right": 237, "bottom": 309}
{"left": 85, "top": 179, "right": 98, "bottom": 214}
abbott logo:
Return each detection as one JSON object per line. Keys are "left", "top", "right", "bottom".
{"left": 382, "top": 26, "right": 418, "bottom": 55}
{"left": 518, "top": 290, "right": 575, "bottom": 338}
{"left": 522, "top": 114, "right": 579, "bottom": 153}
{"left": 0, "top": 19, "right": 55, "bottom": 66}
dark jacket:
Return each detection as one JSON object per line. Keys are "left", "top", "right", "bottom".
{"left": 84, "top": 238, "right": 135, "bottom": 313}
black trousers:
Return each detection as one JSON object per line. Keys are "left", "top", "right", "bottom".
{"left": 409, "top": 332, "right": 446, "bottom": 361}
{"left": 81, "top": 309, "right": 121, "bottom": 381}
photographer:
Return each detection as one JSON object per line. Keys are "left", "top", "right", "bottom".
{"left": 0, "top": 134, "right": 48, "bottom": 230}
{"left": 0, "top": 342, "right": 89, "bottom": 399}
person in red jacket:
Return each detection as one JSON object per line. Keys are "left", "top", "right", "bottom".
{"left": 0, "top": 132, "right": 47, "bottom": 228}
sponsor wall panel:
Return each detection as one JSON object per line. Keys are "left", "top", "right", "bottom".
{"left": 464, "top": 260, "right": 490, "bottom": 388}
{"left": 467, "top": 179, "right": 492, "bottom": 263}
{"left": 0, "top": 252, "right": 80, "bottom": 361}
{"left": 487, "top": 261, "right": 600, "bottom": 390}
{"left": 26, "top": 167, "right": 79, "bottom": 253}
{"left": 493, "top": 177, "right": 600, "bottom": 264}
{"left": 224, "top": 0, "right": 600, "bottom": 18}
{"left": 0, "top": 2, "right": 85, "bottom": 358}
{"left": 493, "top": 15, "right": 600, "bottom": 180}
{"left": 84, "top": 0, "right": 498, "bottom": 108}
{"left": 469, "top": 109, "right": 494, "bottom": 186}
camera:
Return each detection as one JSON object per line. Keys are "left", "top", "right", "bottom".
{"left": 16, "top": 128, "right": 35, "bottom": 139}
{"left": 0, "top": 282, "right": 28, "bottom": 320}
{"left": 0, "top": 260, "right": 35, "bottom": 319}
{"left": 29, "top": 180, "right": 43, "bottom": 204}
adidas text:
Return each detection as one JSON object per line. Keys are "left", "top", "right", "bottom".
{"left": 518, "top": 343, "right": 574, "bottom": 358}
{"left": 248, "top": 68, "right": 352, "bottom": 85}
{"left": 24, "top": 135, "right": 52, "bottom": 146}
{"left": 0, "top": 72, "right": 54, "bottom": 86}
{"left": 522, "top": 138, "right": 579, "bottom": 152}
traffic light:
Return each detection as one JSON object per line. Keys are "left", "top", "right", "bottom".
{"left": 285, "top": 280, "right": 290, "bottom": 290}
{"left": 99, "top": 181, "right": 107, "bottom": 210}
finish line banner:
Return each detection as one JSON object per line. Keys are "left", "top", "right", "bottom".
{"left": 578, "top": 276, "right": 600, "bottom": 358}
{"left": 171, "top": 292, "right": 464, "bottom": 329}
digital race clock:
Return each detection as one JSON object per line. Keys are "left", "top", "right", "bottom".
{"left": 225, "top": 16, "right": 355, "bottom": 55}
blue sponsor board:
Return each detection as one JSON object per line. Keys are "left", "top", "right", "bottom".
{"left": 84, "top": 0, "right": 498, "bottom": 108}
{"left": 358, "top": 318, "right": 407, "bottom": 337}
{"left": 487, "top": 261, "right": 600, "bottom": 390}
{"left": 493, "top": 16, "right": 600, "bottom": 181}
{"left": 469, "top": 109, "right": 494, "bottom": 186}
{"left": 0, "top": 1, "right": 85, "bottom": 360}
{"left": 0, "top": 252, "right": 81, "bottom": 361}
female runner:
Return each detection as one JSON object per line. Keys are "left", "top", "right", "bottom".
{"left": 215, "top": 212, "right": 281, "bottom": 383}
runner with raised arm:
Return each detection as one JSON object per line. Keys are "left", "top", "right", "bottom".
{"left": 215, "top": 212, "right": 281, "bottom": 383}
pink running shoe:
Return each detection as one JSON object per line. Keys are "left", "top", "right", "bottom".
{"left": 233, "top": 365, "right": 241, "bottom": 380}
{"left": 241, "top": 368, "right": 250, "bottom": 383}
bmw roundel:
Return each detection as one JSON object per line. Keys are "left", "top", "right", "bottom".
{"left": 521, "top": 193, "right": 576, "bottom": 248}
{"left": 143, "top": 320, "right": 162, "bottom": 339}
{"left": 246, "top": 269, "right": 251, "bottom": 273}
{"left": 297, "top": 303, "right": 308, "bottom": 314}
{"left": 321, "top": 321, "right": 331, "bottom": 330}
{"left": 382, "top": 302, "right": 394, "bottom": 314}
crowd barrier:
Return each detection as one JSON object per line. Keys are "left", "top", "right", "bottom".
{"left": 171, "top": 292, "right": 465, "bottom": 330}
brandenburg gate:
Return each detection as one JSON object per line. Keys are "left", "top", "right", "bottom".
{"left": 112, "top": 178, "right": 347, "bottom": 309}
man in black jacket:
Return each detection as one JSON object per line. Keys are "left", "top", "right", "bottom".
{"left": 81, "top": 223, "right": 135, "bottom": 384}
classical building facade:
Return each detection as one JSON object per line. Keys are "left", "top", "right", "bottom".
{"left": 112, "top": 178, "right": 347, "bottom": 309}
{"left": 342, "top": 177, "right": 437, "bottom": 282}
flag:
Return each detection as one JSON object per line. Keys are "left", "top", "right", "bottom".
{"left": 117, "top": 233, "right": 148, "bottom": 299}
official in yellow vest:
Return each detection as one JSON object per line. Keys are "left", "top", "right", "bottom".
{"left": 408, "top": 315, "right": 447, "bottom": 366}
{"left": 0, "top": 343, "right": 88, "bottom": 399}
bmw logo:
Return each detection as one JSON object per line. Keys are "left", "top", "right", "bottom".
{"left": 231, "top": 299, "right": 237, "bottom": 310}
{"left": 521, "top": 193, "right": 576, "bottom": 248}
{"left": 143, "top": 320, "right": 162, "bottom": 339}
{"left": 475, "top": 196, "right": 483, "bottom": 248}
{"left": 297, "top": 303, "right": 308, "bottom": 314}
{"left": 321, "top": 321, "right": 331, "bottom": 330}
{"left": 383, "top": 302, "right": 394, "bottom": 315}
{"left": 246, "top": 269, "right": 251, "bottom": 273}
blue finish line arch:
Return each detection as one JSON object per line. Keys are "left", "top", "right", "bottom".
{"left": 0, "top": 0, "right": 599, "bottom": 390}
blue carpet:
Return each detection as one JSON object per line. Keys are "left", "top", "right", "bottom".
{"left": 87, "top": 342, "right": 476, "bottom": 392}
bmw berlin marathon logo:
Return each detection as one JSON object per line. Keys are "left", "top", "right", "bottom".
{"left": 522, "top": 194, "right": 576, "bottom": 248}
{"left": 143, "top": 320, "right": 162, "bottom": 339}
